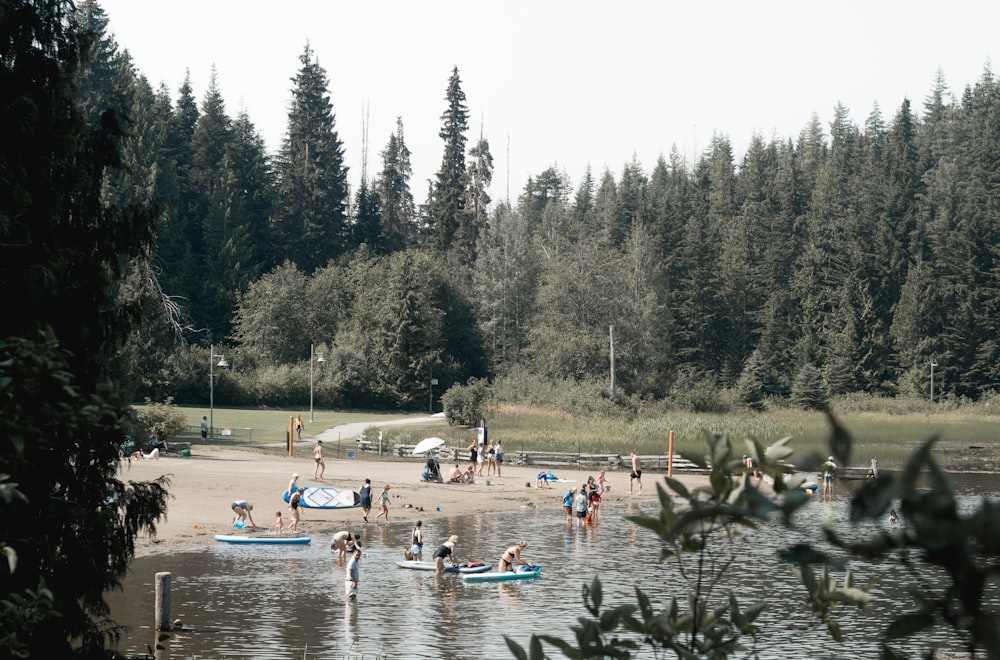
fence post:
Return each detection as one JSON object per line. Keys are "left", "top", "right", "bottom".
{"left": 668, "top": 430, "right": 674, "bottom": 477}
{"left": 154, "top": 571, "right": 171, "bottom": 631}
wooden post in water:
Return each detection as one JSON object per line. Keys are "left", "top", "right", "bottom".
{"left": 668, "top": 431, "right": 674, "bottom": 477}
{"left": 154, "top": 572, "right": 171, "bottom": 631}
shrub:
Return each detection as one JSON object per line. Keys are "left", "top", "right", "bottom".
{"left": 133, "top": 397, "right": 187, "bottom": 441}
{"left": 442, "top": 378, "right": 490, "bottom": 426}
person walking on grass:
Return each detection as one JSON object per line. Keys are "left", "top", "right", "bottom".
{"left": 374, "top": 484, "right": 391, "bottom": 524}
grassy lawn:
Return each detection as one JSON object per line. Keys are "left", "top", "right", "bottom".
{"left": 145, "top": 404, "right": 1000, "bottom": 472}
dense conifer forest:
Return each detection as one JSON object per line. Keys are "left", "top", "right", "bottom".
{"left": 77, "top": 3, "right": 999, "bottom": 410}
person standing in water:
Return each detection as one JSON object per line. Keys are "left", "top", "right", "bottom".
{"left": 821, "top": 456, "right": 838, "bottom": 498}
{"left": 404, "top": 520, "right": 424, "bottom": 560}
{"left": 374, "top": 484, "right": 391, "bottom": 524}
{"left": 498, "top": 540, "right": 532, "bottom": 572}
{"left": 433, "top": 535, "right": 458, "bottom": 574}
{"left": 345, "top": 548, "right": 361, "bottom": 601}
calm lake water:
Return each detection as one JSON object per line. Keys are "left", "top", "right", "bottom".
{"left": 108, "top": 473, "right": 1000, "bottom": 659}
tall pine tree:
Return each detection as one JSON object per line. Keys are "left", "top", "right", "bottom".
{"left": 276, "top": 43, "right": 350, "bottom": 271}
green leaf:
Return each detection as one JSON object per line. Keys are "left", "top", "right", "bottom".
{"left": 884, "top": 613, "right": 934, "bottom": 640}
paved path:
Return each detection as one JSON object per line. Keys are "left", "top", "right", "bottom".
{"left": 312, "top": 413, "right": 443, "bottom": 444}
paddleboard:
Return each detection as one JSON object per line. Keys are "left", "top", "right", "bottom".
{"left": 283, "top": 487, "right": 361, "bottom": 509}
{"left": 463, "top": 565, "right": 541, "bottom": 582}
{"left": 214, "top": 534, "right": 311, "bottom": 544}
{"left": 396, "top": 560, "right": 492, "bottom": 574}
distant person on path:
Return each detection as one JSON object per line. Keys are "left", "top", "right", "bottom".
{"left": 374, "top": 484, "right": 391, "bottom": 524}
{"left": 295, "top": 415, "right": 304, "bottom": 442}
{"left": 821, "top": 456, "right": 838, "bottom": 497}
{"left": 345, "top": 548, "right": 361, "bottom": 601}
{"left": 231, "top": 500, "right": 255, "bottom": 528}
{"left": 359, "top": 478, "right": 372, "bottom": 523}
{"left": 288, "top": 488, "right": 302, "bottom": 532}
{"left": 313, "top": 441, "right": 325, "bottom": 479}
{"left": 200, "top": 416, "right": 208, "bottom": 442}
{"left": 433, "top": 535, "right": 459, "bottom": 574}
{"left": 499, "top": 540, "right": 532, "bottom": 572}
{"left": 629, "top": 452, "right": 643, "bottom": 495}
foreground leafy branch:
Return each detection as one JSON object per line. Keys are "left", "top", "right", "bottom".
{"left": 506, "top": 413, "right": 1000, "bottom": 659}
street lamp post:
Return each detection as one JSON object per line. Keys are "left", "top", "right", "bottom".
{"left": 209, "top": 344, "right": 229, "bottom": 441}
{"left": 930, "top": 361, "right": 938, "bottom": 403}
{"left": 429, "top": 356, "right": 442, "bottom": 414}
{"left": 309, "top": 343, "right": 327, "bottom": 423}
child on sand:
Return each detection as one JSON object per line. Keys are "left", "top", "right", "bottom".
{"left": 274, "top": 511, "right": 284, "bottom": 534}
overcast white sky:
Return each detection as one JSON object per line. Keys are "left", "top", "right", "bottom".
{"left": 99, "top": 0, "right": 995, "bottom": 204}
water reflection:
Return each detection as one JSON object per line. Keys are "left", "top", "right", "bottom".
{"left": 109, "top": 475, "right": 999, "bottom": 659}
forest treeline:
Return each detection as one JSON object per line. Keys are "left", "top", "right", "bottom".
{"left": 80, "top": 2, "right": 999, "bottom": 410}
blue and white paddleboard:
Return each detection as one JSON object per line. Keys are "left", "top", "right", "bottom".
{"left": 396, "top": 560, "right": 492, "bottom": 574}
{"left": 283, "top": 487, "right": 361, "bottom": 509}
{"left": 462, "top": 565, "right": 541, "bottom": 582}
{"left": 214, "top": 534, "right": 311, "bottom": 544}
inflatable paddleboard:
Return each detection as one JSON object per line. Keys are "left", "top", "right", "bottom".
{"left": 214, "top": 534, "right": 311, "bottom": 544}
{"left": 283, "top": 487, "right": 361, "bottom": 509}
{"left": 396, "top": 560, "right": 492, "bottom": 574}
{"left": 463, "top": 565, "right": 541, "bottom": 582}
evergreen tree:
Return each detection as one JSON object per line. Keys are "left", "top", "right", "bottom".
{"left": 276, "top": 43, "right": 350, "bottom": 271}
{"left": 1, "top": 1, "right": 169, "bottom": 653}
{"left": 462, "top": 132, "right": 494, "bottom": 262}
{"left": 427, "top": 66, "right": 470, "bottom": 255}
{"left": 473, "top": 203, "right": 541, "bottom": 370}
{"left": 376, "top": 117, "right": 416, "bottom": 253}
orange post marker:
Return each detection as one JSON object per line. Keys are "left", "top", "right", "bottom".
{"left": 668, "top": 430, "right": 674, "bottom": 477}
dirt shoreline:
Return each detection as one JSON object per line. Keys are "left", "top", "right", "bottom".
{"left": 121, "top": 444, "right": 706, "bottom": 558}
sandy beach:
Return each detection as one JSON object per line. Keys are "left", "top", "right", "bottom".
{"left": 121, "top": 438, "right": 705, "bottom": 558}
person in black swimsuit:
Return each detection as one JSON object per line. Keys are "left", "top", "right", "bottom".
{"left": 433, "top": 535, "right": 458, "bottom": 574}
{"left": 498, "top": 540, "right": 531, "bottom": 572}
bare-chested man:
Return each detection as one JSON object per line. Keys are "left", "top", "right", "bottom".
{"left": 628, "top": 451, "right": 642, "bottom": 495}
